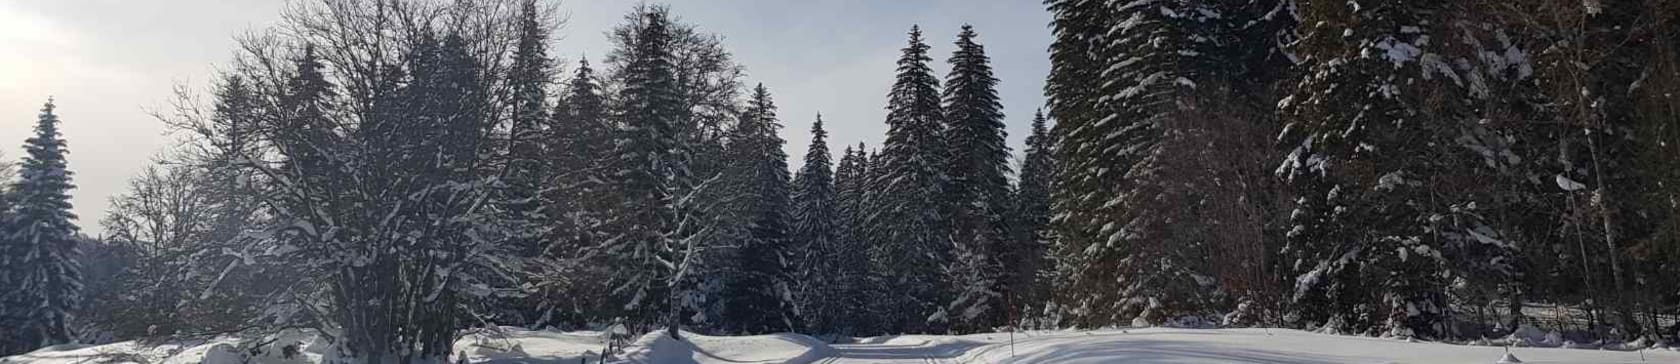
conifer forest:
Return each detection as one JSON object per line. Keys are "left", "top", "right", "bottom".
{"left": 4, "top": 0, "right": 1680, "bottom": 363}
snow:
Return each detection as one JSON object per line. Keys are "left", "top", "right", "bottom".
{"left": 617, "top": 331, "right": 828, "bottom": 364}
{"left": 916, "top": 328, "right": 1675, "bottom": 364}
{"left": 1497, "top": 352, "right": 1525, "bottom": 363}
{"left": 1555, "top": 174, "right": 1588, "bottom": 191}
{"left": 455, "top": 328, "right": 612, "bottom": 363}
{"left": 0, "top": 328, "right": 608, "bottom": 364}
{"left": 6, "top": 327, "right": 1674, "bottom": 364}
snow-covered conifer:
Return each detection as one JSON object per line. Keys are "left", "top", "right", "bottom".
{"left": 0, "top": 99, "right": 82, "bottom": 356}
{"left": 939, "top": 25, "right": 1012, "bottom": 332}
{"left": 719, "top": 84, "right": 795, "bottom": 334}
{"left": 863, "top": 26, "right": 951, "bottom": 334}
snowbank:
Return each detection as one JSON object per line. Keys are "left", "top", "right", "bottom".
{"left": 0, "top": 328, "right": 606, "bottom": 364}
{"left": 454, "top": 327, "right": 611, "bottom": 364}
{"left": 1, "top": 336, "right": 248, "bottom": 364}
{"left": 615, "top": 331, "right": 828, "bottom": 364}
{"left": 6, "top": 327, "right": 1675, "bottom": 364}
{"left": 950, "top": 328, "right": 1680, "bottom": 364}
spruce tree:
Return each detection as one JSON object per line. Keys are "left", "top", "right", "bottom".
{"left": 1010, "top": 110, "right": 1054, "bottom": 315}
{"left": 1044, "top": 0, "right": 1285, "bottom": 328}
{"left": 939, "top": 25, "right": 1012, "bottom": 332}
{"left": 827, "top": 143, "right": 876, "bottom": 335}
{"left": 604, "top": 8, "right": 692, "bottom": 337}
{"left": 198, "top": 73, "right": 269, "bottom": 332}
{"left": 834, "top": 145, "right": 861, "bottom": 224}
{"left": 0, "top": 99, "right": 82, "bottom": 356}
{"left": 505, "top": 0, "right": 554, "bottom": 258}
{"left": 1278, "top": 0, "right": 1529, "bottom": 339}
{"left": 836, "top": 143, "right": 872, "bottom": 226}
{"left": 550, "top": 58, "right": 612, "bottom": 241}
{"left": 493, "top": 0, "right": 555, "bottom": 326}
{"left": 274, "top": 45, "right": 336, "bottom": 187}
{"left": 789, "top": 115, "right": 858, "bottom": 334}
{"left": 864, "top": 25, "right": 950, "bottom": 334}
{"left": 1043, "top": 0, "right": 1117, "bottom": 329}
{"left": 720, "top": 84, "right": 795, "bottom": 334}
{"left": 536, "top": 58, "right": 614, "bottom": 327}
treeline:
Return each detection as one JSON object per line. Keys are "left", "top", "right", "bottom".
{"left": 2, "top": 0, "right": 1050, "bottom": 360}
{"left": 7, "top": 0, "right": 1680, "bottom": 360}
{"left": 1044, "top": 0, "right": 1680, "bottom": 343}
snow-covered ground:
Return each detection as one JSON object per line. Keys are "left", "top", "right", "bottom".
{"left": 5, "top": 327, "right": 1676, "bottom": 364}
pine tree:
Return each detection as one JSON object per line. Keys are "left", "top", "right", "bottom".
{"left": 938, "top": 25, "right": 1012, "bottom": 332}
{"left": 836, "top": 143, "right": 872, "bottom": 230}
{"left": 846, "top": 146, "right": 889, "bottom": 334}
{"left": 822, "top": 143, "right": 876, "bottom": 334}
{"left": 200, "top": 74, "right": 266, "bottom": 324}
{"left": 505, "top": 0, "right": 554, "bottom": 259}
{"left": 1278, "top": 0, "right": 1533, "bottom": 339}
{"left": 603, "top": 8, "right": 694, "bottom": 338}
{"left": 537, "top": 57, "right": 615, "bottom": 328}
{"left": 0, "top": 99, "right": 82, "bottom": 356}
{"left": 597, "top": 5, "right": 750, "bottom": 334}
{"left": 834, "top": 145, "right": 862, "bottom": 226}
{"left": 274, "top": 45, "right": 337, "bottom": 187}
{"left": 717, "top": 84, "right": 795, "bottom": 334}
{"left": 864, "top": 25, "right": 951, "bottom": 334}
{"left": 490, "top": 0, "right": 556, "bottom": 327}
{"left": 1043, "top": 0, "right": 1118, "bottom": 329}
{"left": 550, "top": 58, "right": 612, "bottom": 241}
{"left": 788, "top": 114, "right": 856, "bottom": 334}
{"left": 1044, "top": 0, "right": 1285, "bottom": 328}
{"left": 1010, "top": 110, "right": 1054, "bottom": 316}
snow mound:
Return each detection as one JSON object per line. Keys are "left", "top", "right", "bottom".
{"left": 1, "top": 328, "right": 606, "bottom": 364}
{"left": 1496, "top": 352, "right": 1524, "bottom": 363}
{"left": 615, "top": 331, "right": 828, "bottom": 364}
{"left": 2, "top": 336, "right": 242, "bottom": 364}
{"left": 454, "top": 327, "right": 607, "bottom": 364}
{"left": 1505, "top": 325, "right": 1567, "bottom": 347}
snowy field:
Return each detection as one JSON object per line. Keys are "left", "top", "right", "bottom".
{"left": 4, "top": 327, "right": 1676, "bottom": 364}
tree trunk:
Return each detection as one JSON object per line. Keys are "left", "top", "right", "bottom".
{"left": 667, "top": 288, "right": 683, "bottom": 340}
{"left": 1585, "top": 129, "right": 1641, "bottom": 339}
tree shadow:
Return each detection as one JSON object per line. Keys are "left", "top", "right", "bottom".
{"left": 996, "top": 338, "right": 1353, "bottom": 364}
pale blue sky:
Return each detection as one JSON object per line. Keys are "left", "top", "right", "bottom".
{"left": 0, "top": 0, "right": 1052, "bottom": 235}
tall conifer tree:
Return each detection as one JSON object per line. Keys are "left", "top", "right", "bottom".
{"left": 1278, "top": 0, "right": 1528, "bottom": 338}
{"left": 506, "top": 0, "right": 554, "bottom": 258}
{"left": 720, "top": 84, "right": 795, "bottom": 334}
{"left": 603, "top": 8, "right": 692, "bottom": 337}
{"left": 550, "top": 58, "right": 612, "bottom": 245}
{"left": 0, "top": 100, "right": 82, "bottom": 356}
{"left": 864, "top": 26, "right": 950, "bottom": 334}
{"left": 939, "top": 25, "right": 1012, "bottom": 331}
{"left": 789, "top": 115, "right": 859, "bottom": 334}
{"left": 1010, "top": 110, "right": 1054, "bottom": 314}
{"left": 1044, "top": 0, "right": 1284, "bottom": 327}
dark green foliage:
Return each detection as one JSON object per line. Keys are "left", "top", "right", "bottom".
{"left": 940, "top": 25, "right": 1012, "bottom": 332}
{"left": 1009, "top": 110, "right": 1055, "bottom": 318}
{"left": 720, "top": 84, "right": 795, "bottom": 334}
{"left": 862, "top": 26, "right": 951, "bottom": 335}
{"left": 789, "top": 115, "right": 859, "bottom": 335}
{"left": 0, "top": 100, "right": 82, "bottom": 356}
{"left": 602, "top": 7, "right": 692, "bottom": 336}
